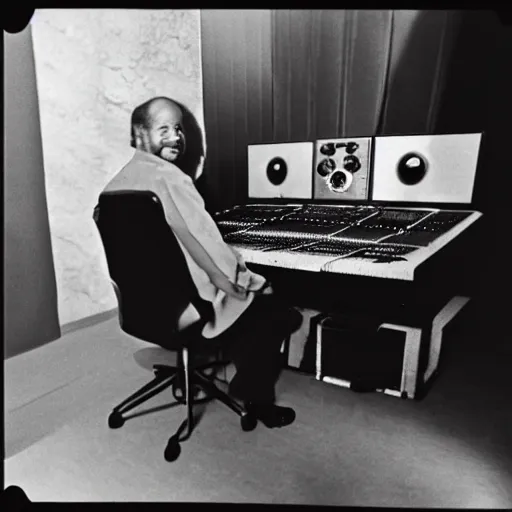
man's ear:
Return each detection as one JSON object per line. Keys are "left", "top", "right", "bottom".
{"left": 133, "top": 125, "right": 146, "bottom": 150}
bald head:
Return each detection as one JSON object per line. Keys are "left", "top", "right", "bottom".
{"left": 130, "top": 96, "right": 186, "bottom": 164}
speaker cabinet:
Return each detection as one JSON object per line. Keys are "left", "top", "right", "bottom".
{"left": 313, "top": 137, "right": 372, "bottom": 201}
{"left": 248, "top": 142, "right": 314, "bottom": 199}
{"left": 371, "top": 133, "right": 482, "bottom": 204}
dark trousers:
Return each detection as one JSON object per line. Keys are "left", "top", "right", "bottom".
{"left": 213, "top": 295, "right": 302, "bottom": 404}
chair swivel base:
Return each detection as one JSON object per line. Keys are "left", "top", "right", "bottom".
{"left": 107, "top": 363, "right": 258, "bottom": 462}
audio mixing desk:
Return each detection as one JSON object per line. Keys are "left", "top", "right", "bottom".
{"left": 215, "top": 203, "right": 480, "bottom": 281}
{"left": 213, "top": 133, "right": 483, "bottom": 399}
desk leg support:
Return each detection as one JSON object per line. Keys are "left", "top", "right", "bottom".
{"left": 378, "top": 323, "right": 422, "bottom": 399}
{"left": 379, "top": 296, "right": 470, "bottom": 399}
{"left": 423, "top": 295, "right": 470, "bottom": 385}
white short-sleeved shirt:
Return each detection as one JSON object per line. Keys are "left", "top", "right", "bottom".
{"left": 103, "top": 149, "right": 265, "bottom": 338}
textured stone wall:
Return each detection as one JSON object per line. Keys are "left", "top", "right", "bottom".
{"left": 31, "top": 9, "right": 204, "bottom": 326}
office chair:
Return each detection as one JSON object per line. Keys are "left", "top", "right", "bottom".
{"left": 94, "top": 190, "right": 259, "bottom": 462}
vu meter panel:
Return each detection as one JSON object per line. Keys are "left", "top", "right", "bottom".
{"left": 313, "top": 137, "right": 372, "bottom": 201}
{"left": 371, "top": 133, "right": 482, "bottom": 204}
{"left": 247, "top": 142, "right": 314, "bottom": 199}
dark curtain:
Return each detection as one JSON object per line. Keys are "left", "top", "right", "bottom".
{"left": 272, "top": 9, "right": 393, "bottom": 141}
{"left": 483, "top": 15, "right": 512, "bottom": 347}
{"left": 199, "top": 10, "right": 273, "bottom": 212}
{"left": 433, "top": 10, "right": 511, "bottom": 342}
{"left": 380, "top": 10, "right": 462, "bottom": 135}
{"left": 200, "top": 9, "right": 468, "bottom": 211}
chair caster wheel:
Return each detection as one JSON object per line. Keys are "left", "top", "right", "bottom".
{"left": 241, "top": 413, "right": 257, "bottom": 432}
{"left": 164, "top": 436, "right": 181, "bottom": 462}
{"left": 108, "top": 412, "right": 124, "bottom": 429}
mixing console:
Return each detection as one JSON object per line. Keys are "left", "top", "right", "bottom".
{"left": 214, "top": 135, "right": 482, "bottom": 400}
{"left": 215, "top": 202, "right": 480, "bottom": 280}
{"left": 216, "top": 205, "right": 475, "bottom": 248}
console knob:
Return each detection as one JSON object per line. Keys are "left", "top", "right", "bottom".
{"left": 320, "top": 143, "right": 336, "bottom": 156}
{"left": 343, "top": 155, "right": 361, "bottom": 173}
{"left": 317, "top": 158, "right": 336, "bottom": 177}
{"left": 345, "top": 142, "right": 359, "bottom": 154}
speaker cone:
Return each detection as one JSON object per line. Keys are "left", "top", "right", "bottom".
{"left": 328, "top": 169, "right": 353, "bottom": 193}
{"left": 397, "top": 152, "right": 428, "bottom": 185}
{"left": 266, "top": 157, "right": 288, "bottom": 186}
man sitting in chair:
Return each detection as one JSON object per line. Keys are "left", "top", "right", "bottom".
{"left": 103, "top": 96, "right": 301, "bottom": 428}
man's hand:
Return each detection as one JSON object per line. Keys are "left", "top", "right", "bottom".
{"left": 211, "top": 273, "right": 248, "bottom": 301}
{"left": 230, "top": 246, "right": 247, "bottom": 273}
{"left": 248, "top": 278, "right": 274, "bottom": 295}
{"left": 258, "top": 281, "right": 274, "bottom": 295}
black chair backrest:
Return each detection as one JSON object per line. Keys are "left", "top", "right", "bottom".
{"left": 94, "top": 190, "right": 211, "bottom": 348}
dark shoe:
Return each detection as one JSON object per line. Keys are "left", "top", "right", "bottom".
{"left": 245, "top": 401, "right": 296, "bottom": 428}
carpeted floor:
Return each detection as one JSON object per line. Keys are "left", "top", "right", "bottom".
{"left": 4, "top": 313, "right": 512, "bottom": 505}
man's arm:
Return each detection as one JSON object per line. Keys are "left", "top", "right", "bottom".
{"left": 228, "top": 244, "right": 273, "bottom": 294}
{"left": 175, "top": 226, "right": 247, "bottom": 299}
{"left": 156, "top": 177, "right": 247, "bottom": 300}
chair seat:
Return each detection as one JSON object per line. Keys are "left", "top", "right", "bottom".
{"left": 121, "top": 318, "right": 227, "bottom": 353}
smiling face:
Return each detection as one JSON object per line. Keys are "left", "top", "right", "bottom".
{"left": 141, "top": 99, "right": 187, "bottom": 164}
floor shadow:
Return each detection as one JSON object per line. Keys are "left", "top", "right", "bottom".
{"left": 132, "top": 346, "right": 177, "bottom": 371}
